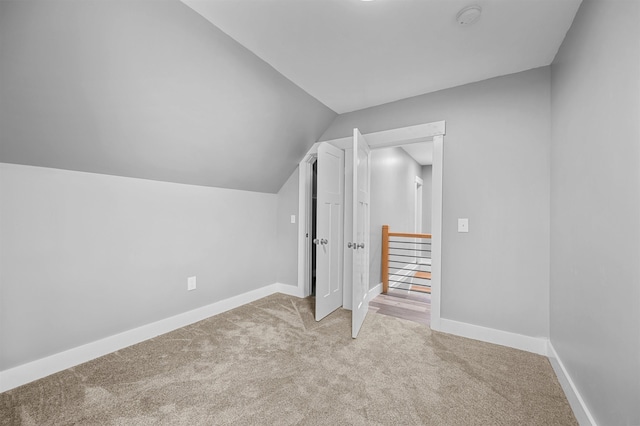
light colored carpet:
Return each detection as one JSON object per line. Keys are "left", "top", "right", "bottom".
{"left": 0, "top": 293, "right": 577, "bottom": 425}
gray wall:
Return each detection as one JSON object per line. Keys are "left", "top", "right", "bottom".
{"left": 421, "top": 165, "right": 433, "bottom": 234}
{"left": 276, "top": 169, "right": 300, "bottom": 287}
{"left": 321, "top": 67, "right": 551, "bottom": 338}
{"left": 369, "top": 147, "right": 422, "bottom": 289}
{"left": 550, "top": 0, "right": 640, "bottom": 424}
{"left": 0, "top": 0, "right": 335, "bottom": 194}
{"left": 0, "top": 163, "right": 277, "bottom": 370}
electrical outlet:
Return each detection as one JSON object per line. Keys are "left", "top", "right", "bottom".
{"left": 187, "top": 276, "right": 196, "bottom": 291}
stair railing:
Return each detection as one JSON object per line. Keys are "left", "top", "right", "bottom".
{"left": 382, "top": 225, "right": 432, "bottom": 294}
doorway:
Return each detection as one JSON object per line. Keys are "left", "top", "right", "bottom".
{"left": 310, "top": 158, "right": 317, "bottom": 296}
{"left": 367, "top": 147, "right": 432, "bottom": 326}
{"left": 296, "top": 121, "right": 445, "bottom": 331}
{"left": 415, "top": 176, "right": 423, "bottom": 235}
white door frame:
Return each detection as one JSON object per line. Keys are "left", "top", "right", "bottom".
{"left": 414, "top": 175, "right": 424, "bottom": 264}
{"left": 300, "top": 154, "right": 316, "bottom": 297}
{"left": 297, "top": 121, "right": 445, "bottom": 330}
{"left": 415, "top": 176, "right": 423, "bottom": 235}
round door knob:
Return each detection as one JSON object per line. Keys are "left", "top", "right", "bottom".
{"left": 357, "top": 243, "right": 365, "bottom": 249}
{"left": 313, "top": 238, "right": 320, "bottom": 245}
{"left": 321, "top": 239, "right": 328, "bottom": 245}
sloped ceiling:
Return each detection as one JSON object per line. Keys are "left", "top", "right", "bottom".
{"left": 0, "top": 0, "right": 582, "bottom": 192}
{"left": 0, "top": 0, "right": 336, "bottom": 193}
{"left": 182, "top": 0, "right": 582, "bottom": 114}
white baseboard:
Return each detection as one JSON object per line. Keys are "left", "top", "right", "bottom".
{"left": 437, "top": 321, "right": 592, "bottom": 424}
{"left": 547, "top": 342, "right": 597, "bottom": 426}
{"left": 0, "top": 283, "right": 299, "bottom": 393}
{"left": 367, "top": 283, "right": 383, "bottom": 302}
{"left": 0, "top": 283, "right": 593, "bottom": 426}
{"left": 438, "top": 318, "right": 549, "bottom": 356}
{"left": 273, "top": 282, "right": 306, "bottom": 298}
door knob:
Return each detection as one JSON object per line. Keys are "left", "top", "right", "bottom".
{"left": 321, "top": 238, "right": 328, "bottom": 245}
{"left": 347, "top": 242, "right": 353, "bottom": 248}
{"left": 313, "top": 238, "right": 320, "bottom": 245}
{"left": 357, "top": 243, "right": 365, "bottom": 249}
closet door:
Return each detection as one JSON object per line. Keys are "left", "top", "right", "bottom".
{"left": 351, "top": 129, "right": 371, "bottom": 338}
{"left": 315, "top": 142, "right": 344, "bottom": 321}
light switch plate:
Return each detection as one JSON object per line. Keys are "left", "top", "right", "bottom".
{"left": 290, "top": 215, "right": 296, "bottom": 224}
{"left": 187, "top": 276, "right": 196, "bottom": 291}
{"left": 458, "top": 218, "right": 469, "bottom": 233}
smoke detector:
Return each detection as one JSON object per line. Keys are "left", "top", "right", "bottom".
{"left": 456, "top": 5, "right": 482, "bottom": 26}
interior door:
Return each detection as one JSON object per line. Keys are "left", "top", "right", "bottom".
{"left": 351, "top": 129, "right": 371, "bottom": 338}
{"left": 315, "top": 142, "right": 344, "bottom": 321}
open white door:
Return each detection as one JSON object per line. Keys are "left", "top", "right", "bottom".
{"left": 315, "top": 142, "right": 345, "bottom": 321}
{"left": 351, "top": 129, "right": 371, "bottom": 338}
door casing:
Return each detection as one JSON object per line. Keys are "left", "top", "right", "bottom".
{"left": 296, "top": 121, "right": 446, "bottom": 330}
{"left": 314, "top": 142, "right": 345, "bottom": 321}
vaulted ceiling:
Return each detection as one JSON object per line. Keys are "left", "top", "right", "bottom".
{"left": 0, "top": 0, "right": 335, "bottom": 193}
{"left": 183, "top": 0, "right": 582, "bottom": 114}
{"left": 0, "top": 0, "right": 581, "bottom": 192}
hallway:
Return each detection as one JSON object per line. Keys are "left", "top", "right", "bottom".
{"left": 369, "top": 289, "right": 431, "bottom": 327}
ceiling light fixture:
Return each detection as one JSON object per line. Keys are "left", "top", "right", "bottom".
{"left": 456, "top": 5, "right": 482, "bottom": 26}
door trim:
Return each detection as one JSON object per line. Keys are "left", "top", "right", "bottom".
{"left": 298, "top": 154, "right": 317, "bottom": 298}
{"left": 430, "top": 134, "right": 444, "bottom": 330}
{"left": 297, "top": 121, "right": 445, "bottom": 330}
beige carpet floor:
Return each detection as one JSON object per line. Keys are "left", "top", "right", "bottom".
{"left": 1, "top": 293, "right": 577, "bottom": 425}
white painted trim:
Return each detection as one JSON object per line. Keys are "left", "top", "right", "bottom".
{"left": 297, "top": 122, "right": 446, "bottom": 332}
{"left": 434, "top": 317, "right": 593, "bottom": 424}
{"left": 548, "top": 342, "right": 597, "bottom": 426}
{"left": 429, "top": 134, "right": 444, "bottom": 331}
{"left": 0, "top": 283, "right": 299, "bottom": 393}
{"left": 438, "top": 318, "right": 549, "bottom": 356}
{"left": 367, "top": 282, "right": 383, "bottom": 303}
{"left": 297, "top": 165, "right": 306, "bottom": 294}
{"left": 297, "top": 159, "right": 313, "bottom": 298}
{"left": 0, "top": 276, "right": 587, "bottom": 426}
{"left": 323, "top": 121, "right": 446, "bottom": 150}
{"left": 273, "top": 282, "right": 306, "bottom": 298}
{"left": 414, "top": 176, "right": 423, "bottom": 235}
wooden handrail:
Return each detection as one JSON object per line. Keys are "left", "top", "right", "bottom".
{"left": 382, "top": 225, "right": 432, "bottom": 294}
{"left": 382, "top": 225, "right": 389, "bottom": 294}
{"left": 388, "top": 232, "right": 432, "bottom": 239}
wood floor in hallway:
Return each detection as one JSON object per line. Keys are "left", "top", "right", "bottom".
{"left": 369, "top": 288, "right": 431, "bottom": 326}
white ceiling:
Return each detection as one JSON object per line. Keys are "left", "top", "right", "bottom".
{"left": 182, "top": 0, "right": 581, "bottom": 114}
{"left": 402, "top": 142, "right": 433, "bottom": 166}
